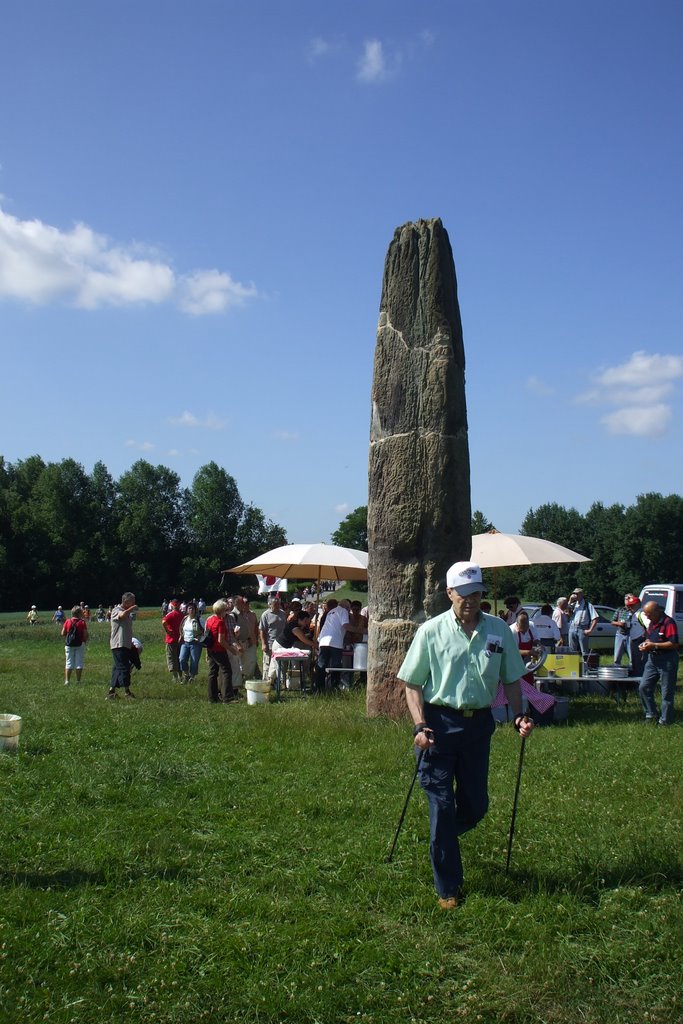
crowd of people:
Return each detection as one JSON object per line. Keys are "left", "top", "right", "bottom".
{"left": 260, "top": 593, "right": 367, "bottom": 693}
{"left": 496, "top": 587, "right": 678, "bottom": 726}
{"left": 32, "top": 577, "right": 678, "bottom": 726}
{"left": 156, "top": 590, "right": 368, "bottom": 702}
{"left": 23, "top": 565, "right": 678, "bottom": 924}
{"left": 160, "top": 595, "right": 258, "bottom": 702}
{"left": 496, "top": 588, "right": 648, "bottom": 668}
{"left": 34, "top": 587, "right": 368, "bottom": 700}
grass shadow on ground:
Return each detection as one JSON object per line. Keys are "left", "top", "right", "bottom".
{"left": 476, "top": 855, "right": 683, "bottom": 906}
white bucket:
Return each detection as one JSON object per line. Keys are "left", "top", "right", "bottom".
{"left": 0, "top": 714, "right": 22, "bottom": 753}
{"left": 246, "top": 680, "right": 271, "bottom": 705}
{"left": 353, "top": 643, "right": 368, "bottom": 671}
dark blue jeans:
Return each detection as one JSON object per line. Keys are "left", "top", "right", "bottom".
{"left": 418, "top": 704, "right": 495, "bottom": 899}
{"left": 639, "top": 653, "right": 679, "bottom": 723}
{"left": 568, "top": 626, "right": 590, "bottom": 657}
{"left": 110, "top": 647, "right": 131, "bottom": 690}
{"left": 315, "top": 645, "right": 342, "bottom": 692}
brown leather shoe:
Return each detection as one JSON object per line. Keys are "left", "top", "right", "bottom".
{"left": 437, "top": 896, "right": 459, "bottom": 910}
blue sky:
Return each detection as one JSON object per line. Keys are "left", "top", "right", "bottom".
{"left": 2, "top": 1, "right": 682, "bottom": 545}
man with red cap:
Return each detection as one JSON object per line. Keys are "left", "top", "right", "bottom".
{"left": 612, "top": 594, "right": 645, "bottom": 673}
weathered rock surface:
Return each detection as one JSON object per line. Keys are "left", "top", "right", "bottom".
{"left": 367, "top": 218, "right": 471, "bottom": 719}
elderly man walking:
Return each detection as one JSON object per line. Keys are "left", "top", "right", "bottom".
{"left": 638, "top": 601, "right": 679, "bottom": 725}
{"left": 399, "top": 561, "right": 534, "bottom": 910}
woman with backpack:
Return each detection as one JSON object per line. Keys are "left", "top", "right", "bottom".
{"left": 61, "top": 606, "right": 89, "bottom": 685}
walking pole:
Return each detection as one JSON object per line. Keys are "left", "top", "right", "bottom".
{"left": 386, "top": 749, "right": 425, "bottom": 863}
{"left": 505, "top": 734, "right": 526, "bottom": 874}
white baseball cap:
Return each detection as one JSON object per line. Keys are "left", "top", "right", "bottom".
{"left": 446, "top": 561, "right": 486, "bottom": 596}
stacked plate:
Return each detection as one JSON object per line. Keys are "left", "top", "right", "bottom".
{"left": 597, "top": 665, "right": 630, "bottom": 681}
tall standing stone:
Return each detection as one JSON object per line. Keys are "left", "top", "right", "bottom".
{"left": 367, "top": 219, "right": 471, "bottom": 718}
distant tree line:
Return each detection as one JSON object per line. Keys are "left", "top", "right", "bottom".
{"left": 335, "top": 493, "right": 683, "bottom": 607}
{"left": 331, "top": 505, "right": 368, "bottom": 592}
{"left": 473, "top": 493, "right": 683, "bottom": 604}
{"left": 0, "top": 456, "right": 287, "bottom": 610}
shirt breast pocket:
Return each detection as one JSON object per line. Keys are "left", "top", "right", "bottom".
{"left": 484, "top": 635, "right": 504, "bottom": 659}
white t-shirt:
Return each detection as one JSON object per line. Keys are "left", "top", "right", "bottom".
{"left": 510, "top": 624, "right": 536, "bottom": 644}
{"left": 318, "top": 607, "right": 350, "bottom": 649}
{"left": 181, "top": 615, "right": 201, "bottom": 643}
{"left": 532, "top": 615, "right": 561, "bottom": 642}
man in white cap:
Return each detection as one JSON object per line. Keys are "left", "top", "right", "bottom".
{"left": 398, "top": 560, "right": 534, "bottom": 910}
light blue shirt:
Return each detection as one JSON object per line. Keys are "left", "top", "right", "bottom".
{"left": 570, "top": 599, "right": 597, "bottom": 629}
{"left": 398, "top": 609, "right": 526, "bottom": 709}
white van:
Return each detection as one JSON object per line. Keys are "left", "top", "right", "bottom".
{"left": 638, "top": 584, "right": 683, "bottom": 633}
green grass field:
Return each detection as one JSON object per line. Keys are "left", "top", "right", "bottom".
{"left": 0, "top": 615, "right": 681, "bottom": 1023}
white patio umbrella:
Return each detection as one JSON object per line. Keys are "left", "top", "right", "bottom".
{"left": 226, "top": 542, "right": 368, "bottom": 587}
{"left": 470, "top": 530, "right": 590, "bottom": 612}
{"left": 471, "top": 531, "right": 591, "bottom": 569}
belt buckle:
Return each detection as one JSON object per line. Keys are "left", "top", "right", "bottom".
{"left": 462, "top": 709, "right": 474, "bottom": 718}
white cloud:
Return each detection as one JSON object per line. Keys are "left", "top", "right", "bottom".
{"left": 334, "top": 502, "right": 349, "bottom": 513}
{"left": 169, "top": 411, "right": 227, "bottom": 430}
{"left": 0, "top": 205, "right": 257, "bottom": 315}
{"left": 593, "top": 350, "right": 683, "bottom": 390}
{"left": 357, "top": 40, "right": 387, "bottom": 82}
{"left": 177, "top": 269, "right": 257, "bottom": 315}
{"left": 420, "top": 29, "right": 436, "bottom": 47}
{"left": 125, "top": 439, "right": 155, "bottom": 451}
{"left": 601, "top": 404, "right": 672, "bottom": 438}
{"left": 577, "top": 350, "right": 683, "bottom": 438}
{"left": 272, "top": 430, "right": 299, "bottom": 442}
{"left": 526, "top": 375, "right": 554, "bottom": 396}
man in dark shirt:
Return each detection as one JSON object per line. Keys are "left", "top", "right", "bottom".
{"left": 638, "top": 601, "right": 679, "bottom": 725}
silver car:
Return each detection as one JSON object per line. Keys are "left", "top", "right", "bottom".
{"left": 586, "top": 606, "right": 619, "bottom": 651}
{"left": 527, "top": 604, "right": 619, "bottom": 652}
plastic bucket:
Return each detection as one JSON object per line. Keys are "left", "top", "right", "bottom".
{"left": 246, "top": 680, "right": 271, "bottom": 705}
{"left": 0, "top": 714, "right": 22, "bottom": 752}
{"left": 353, "top": 643, "right": 368, "bottom": 671}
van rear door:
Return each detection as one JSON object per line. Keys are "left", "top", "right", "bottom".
{"left": 640, "top": 585, "right": 683, "bottom": 635}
